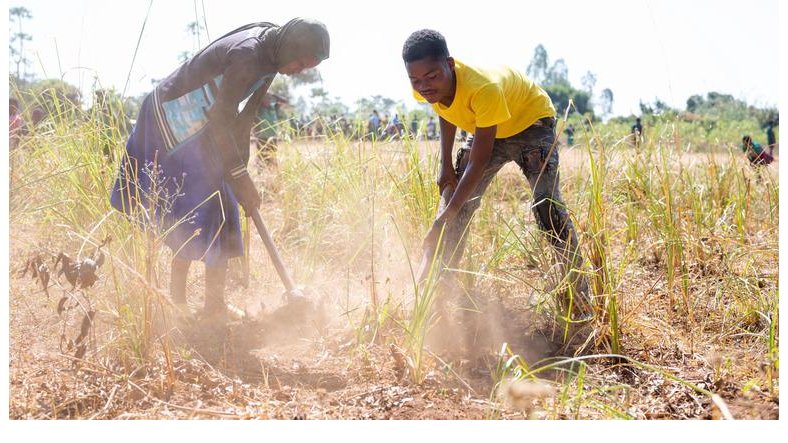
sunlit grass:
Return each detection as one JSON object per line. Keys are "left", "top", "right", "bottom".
{"left": 9, "top": 84, "right": 778, "bottom": 418}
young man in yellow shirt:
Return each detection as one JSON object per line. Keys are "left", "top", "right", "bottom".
{"left": 403, "top": 29, "right": 593, "bottom": 324}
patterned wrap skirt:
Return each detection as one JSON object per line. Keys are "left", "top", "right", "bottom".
{"left": 109, "top": 89, "right": 243, "bottom": 266}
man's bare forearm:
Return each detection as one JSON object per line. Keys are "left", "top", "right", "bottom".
{"left": 441, "top": 125, "right": 496, "bottom": 220}
{"left": 438, "top": 117, "right": 457, "bottom": 171}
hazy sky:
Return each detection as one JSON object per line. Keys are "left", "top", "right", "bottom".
{"left": 6, "top": 0, "right": 780, "bottom": 117}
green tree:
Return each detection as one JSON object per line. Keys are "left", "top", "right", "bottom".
{"left": 545, "top": 59, "right": 568, "bottom": 86}
{"left": 639, "top": 100, "right": 653, "bottom": 115}
{"left": 290, "top": 68, "right": 322, "bottom": 86}
{"left": 187, "top": 21, "right": 204, "bottom": 52}
{"left": 9, "top": 6, "right": 33, "bottom": 81}
{"left": 90, "top": 88, "right": 133, "bottom": 133}
{"left": 267, "top": 68, "right": 323, "bottom": 104}
{"left": 179, "top": 20, "right": 206, "bottom": 63}
{"left": 684, "top": 91, "right": 778, "bottom": 128}
{"left": 123, "top": 92, "right": 147, "bottom": 120}
{"left": 310, "top": 86, "right": 349, "bottom": 118}
{"left": 264, "top": 68, "right": 324, "bottom": 116}
{"left": 544, "top": 82, "right": 591, "bottom": 116}
{"left": 525, "top": 44, "right": 594, "bottom": 118}
{"left": 526, "top": 44, "right": 549, "bottom": 84}
{"left": 639, "top": 98, "right": 675, "bottom": 117}
{"left": 653, "top": 99, "right": 672, "bottom": 115}
{"left": 28, "top": 78, "right": 82, "bottom": 114}
{"left": 354, "top": 95, "right": 397, "bottom": 120}
{"left": 581, "top": 71, "right": 597, "bottom": 96}
{"left": 686, "top": 94, "right": 705, "bottom": 113}
{"left": 268, "top": 76, "right": 292, "bottom": 102}
{"left": 599, "top": 88, "right": 614, "bottom": 119}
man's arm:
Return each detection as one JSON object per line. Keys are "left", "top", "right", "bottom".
{"left": 438, "top": 124, "right": 496, "bottom": 223}
{"left": 421, "top": 124, "right": 496, "bottom": 255}
{"left": 437, "top": 116, "right": 458, "bottom": 192}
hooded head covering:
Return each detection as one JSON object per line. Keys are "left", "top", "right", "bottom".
{"left": 273, "top": 18, "right": 330, "bottom": 67}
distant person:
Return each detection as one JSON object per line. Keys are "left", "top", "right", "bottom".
{"left": 254, "top": 93, "right": 286, "bottom": 164}
{"left": 367, "top": 110, "right": 381, "bottom": 139}
{"left": 31, "top": 107, "right": 45, "bottom": 127}
{"left": 741, "top": 135, "right": 773, "bottom": 167}
{"left": 426, "top": 116, "right": 437, "bottom": 140}
{"left": 394, "top": 113, "right": 404, "bottom": 130}
{"left": 337, "top": 115, "right": 351, "bottom": 137}
{"left": 765, "top": 120, "right": 777, "bottom": 156}
{"left": 402, "top": 29, "right": 592, "bottom": 326}
{"left": 564, "top": 124, "right": 575, "bottom": 146}
{"left": 92, "top": 90, "right": 131, "bottom": 161}
{"left": 109, "top": 19, "right": 330, "bottom": 320}
{"left": 380, "top": 114, "right": 389, "bottom": 136}
{"left": 387, "top": 113, "right": 404, "bottom": 138}
{"left": 310, "top": 114, "right": 325, "bottom": 137}
{"left": 9, "top": 97, "right": 26, "bottom": 150}
{"left": 631, "top": 117, "right": 643, "bottom": 148}
{"left": 410, "top": 117, "right": 418, "bottom": 137}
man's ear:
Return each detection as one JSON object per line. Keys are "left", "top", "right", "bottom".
{"left": 446, "top": 56, "right": 455, "bottom": 71}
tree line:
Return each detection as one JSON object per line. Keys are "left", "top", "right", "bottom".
{"left": 9, "top": 7, "right": 777, "bottom": 138}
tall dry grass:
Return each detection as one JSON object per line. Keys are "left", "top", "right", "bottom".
{"left": 8, "top": 85, "right": 778, "bottom": 417}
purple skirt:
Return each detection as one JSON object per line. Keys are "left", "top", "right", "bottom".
{"left": 110, "top": 93, "right": 243, "bottom": 266}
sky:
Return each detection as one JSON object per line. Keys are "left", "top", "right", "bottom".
{"left": 1, "top": 1, "right": 787, "bottom": 436}
{"left": 6, "top": 0, "right": 780, "bottom": 117}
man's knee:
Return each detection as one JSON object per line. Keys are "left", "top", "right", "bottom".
{"left": 461, "top": 195, "right": 483, "bottom": 215}
{"left": 442, "top": 198, "right": 481, "bottom": 248}
{"left": 532, "top": 198, "right": 570, "bottom": 244}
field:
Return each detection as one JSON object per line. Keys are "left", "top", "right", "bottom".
{"left": 8, "top": 114, "right": 779, "bottom": 420}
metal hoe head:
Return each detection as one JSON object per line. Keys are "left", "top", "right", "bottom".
{"left": 249, "top": 209, "right": 322, "bottom": 326}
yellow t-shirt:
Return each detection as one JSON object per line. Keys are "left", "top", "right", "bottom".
{"left": 412, "top": 59, "right": 555, "bottom": 138}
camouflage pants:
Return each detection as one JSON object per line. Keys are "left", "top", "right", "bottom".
{"left": 438, "top": 117, "right": 592, "bottom": 316}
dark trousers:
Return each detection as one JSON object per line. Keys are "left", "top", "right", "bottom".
{"left": 438, "top": 117, "right": 592, "bottom": 316}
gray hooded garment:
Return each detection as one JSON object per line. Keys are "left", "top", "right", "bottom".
{"left": 153, "top": 19, "right": 329, "bottom": 179}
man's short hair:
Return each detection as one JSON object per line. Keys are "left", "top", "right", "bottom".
{"left": 402, "top": 29, "right": 449, "bottom": 63}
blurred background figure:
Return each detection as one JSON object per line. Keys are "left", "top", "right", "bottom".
{"left": 765, "top": 120, "right": 777, "bottom": 156}
{"left": 254, "top": 93, "right": 287, "bottom": 165}
{"left": 9, "top": 97, "right": 27, "bottom": 150}
{"left": 367, "top": 109, "right": 381, "bottom": 139}
{"left": 426, "top": 116, "right": 437, "bottom": 140}
{"left": 384, "top": 113, "right": 404, "bottom": 139}
{"left": 741, "top": 135, "right": 773, "bottom": 167}
{"left": 91, "top": 89, "right": 132, "bottom": 162}
{"left": 30, "top": 106, "right": 45, "bottom": 128}
{"left": 564, "top": 123, "right": 575, "bottom": 146}
{"left": 631, "top": 117, "right": 643, "bottom": 148}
